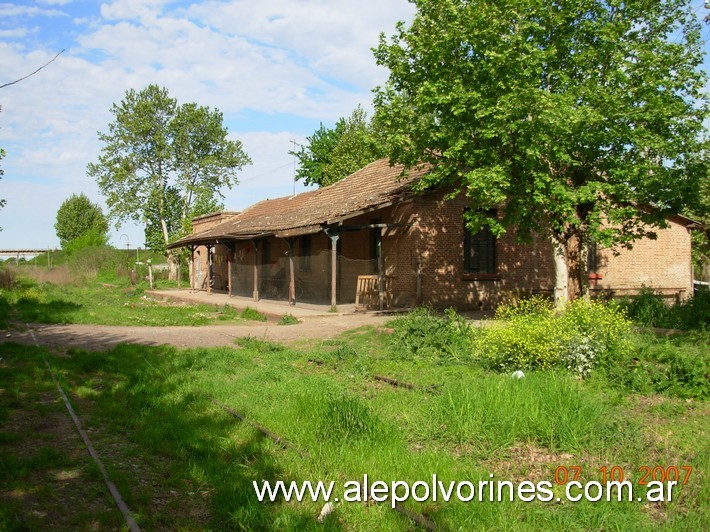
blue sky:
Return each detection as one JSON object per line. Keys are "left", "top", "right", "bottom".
{"left": 0, "top": 1, "right": 708, "bottom": 252}
{"left": 0, "top": 0, "right": 415, "bottom": 250}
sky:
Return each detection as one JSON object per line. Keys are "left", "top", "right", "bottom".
{"left": 1, "top": 1, "right": 708, "bottom": 253}
{"left": 0, "top": 0, "right": 416, "bottom": 251}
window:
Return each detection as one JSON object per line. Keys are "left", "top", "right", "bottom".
{"left": 299, "top": 235, "right": 311, "bottom": 271}
{"left": 464, "top": 210, "right": 496, "bottom": 275}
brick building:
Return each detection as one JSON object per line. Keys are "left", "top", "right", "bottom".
{"left": 168, "top": 158, "right": 695, "bottom": 310}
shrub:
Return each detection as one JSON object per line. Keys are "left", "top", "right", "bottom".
{"left": 66, "top": 245, "right": 122, "bottom": 280}
{"left": 599, "top": 333, "right": 709, "bottom": 399}
{"left": 0, "top": 267, "right": 15, "bottom": 290}
{"left": 478, "top": 298, "right": 631, "bottom": 377}
{"left": 389, "top": 306, "right": 474, "bottom": 363}
{"left": 622, "top": 287, "right": 709, "bottom": 330}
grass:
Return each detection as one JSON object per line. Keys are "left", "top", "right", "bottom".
{"left": 0, "top": 278, "right": 707, "bottom": 528}
{"left": 1, "top": 325, "right": 707, "bottom": 530}
{"left": 0, "top": 276, "right": 256, "bottom": 327}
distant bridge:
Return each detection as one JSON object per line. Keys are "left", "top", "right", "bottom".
{"left": 0, "top": 249, "right": 57, "bottom": 257}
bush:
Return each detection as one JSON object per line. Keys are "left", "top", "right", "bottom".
{"left": 0, "top": 267, "right": 15, "bottom": 290}
{"left": 389, "top": 306, "right": 474, "bottom": 363}
{"left": 599, "top": 333, "right": 709, "bottom": 399}
{"left": 477, "top": 298, "right": 631, "bottom": 377}
{"left": 622, "top": 287, "right": 709, "bottom": 330}
{"left": 66, "top": 245, "right": 122, "bottom": 280}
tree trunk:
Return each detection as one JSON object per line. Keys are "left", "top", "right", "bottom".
{"left": 160, "top": 216, "right": 179, "bottom": 281}
{"left": 565, "top": 232, "right": 590, "bottom": 301}
{"left": 167, "top": 251, "right": 179, "bottom": 281}
{"left": 552, "top": 230, "right": 589, "bottom": 308}
{"left": 551, "top": 236, "right": 568, "bottom": 309}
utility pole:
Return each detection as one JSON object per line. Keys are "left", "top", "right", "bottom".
{"left": 290, "top": 139, "right": 301, "bottom": 196}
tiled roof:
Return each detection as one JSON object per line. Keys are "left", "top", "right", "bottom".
{"left": 169, "top": 158, "right": 429, "bottom": 247}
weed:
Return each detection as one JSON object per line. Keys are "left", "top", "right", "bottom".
{"left": 241, "top": 306, "right": 267, "bottom": 322}
{"left": 389, "top": 306, "right": 474, "bottom": 364}
{"left": 278, "top": 313, "right": 300, "bottom": 325}
{"left": 622, "top": 287, "right": 710, "bottom": 330}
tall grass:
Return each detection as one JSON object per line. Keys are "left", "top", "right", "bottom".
{"left": 428, "top": 373, "right": 616, "bottom": 454}
{"left": 622, "top": 287, "right": 710, "bottom": 330}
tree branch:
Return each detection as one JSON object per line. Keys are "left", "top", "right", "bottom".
{"left": 0, "top": 49, "right": 65, "bottom": 89}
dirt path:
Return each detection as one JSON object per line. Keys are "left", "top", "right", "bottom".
{"left": 5, "top": 313, "right": 392, "bottom": 351}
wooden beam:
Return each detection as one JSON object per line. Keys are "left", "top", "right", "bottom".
{"left": 252, "top": 240, "right": 259, "bottom": 302}
{"left": 378, "top": 227, "right": 385, "bottom": 311}
{"left": 207, "top": 246, "right": 212, "bottom": 295}
{"left": 329, "top": 234, "right": 339, "bottom": 310}
{"left": 287, "top": 239, "right": 295, "bottom": 306}
{"left": 227, "top": 244, "right": 233, "bottom": 297}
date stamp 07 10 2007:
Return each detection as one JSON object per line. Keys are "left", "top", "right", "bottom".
{"left": 553, "top": 465, "right": 693, "bottom": 486}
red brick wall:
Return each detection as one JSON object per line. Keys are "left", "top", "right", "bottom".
{"left": 187, "top": 204, "right": 693, "bottom": 308}
{"left": 591, "top": 219, "right": 692, "bottom": 300}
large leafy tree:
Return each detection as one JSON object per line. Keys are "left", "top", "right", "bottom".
{"left": 144, "top": 186, "right": 224, "bottom": 254}
{"left": 291, "top": 105, "right": 386, "bottom": 187}
{"left": 88, "top": 85, "right": 251, "bottom": 277}
{"left": 54, "top": 193, "right": 109, "bottom": 250}
{"left": 374, "top": 0, "right": 708, "bottom": 302}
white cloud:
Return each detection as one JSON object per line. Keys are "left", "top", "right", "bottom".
{"left": 0, "top": 0, "right": 415, "bottom": 248}
{"left": 0, "top": 3, "right": 66, "bottom": 18}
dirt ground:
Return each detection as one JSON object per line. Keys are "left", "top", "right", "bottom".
{"left": 4, "top": 313, "right": 392, "bottom": 351}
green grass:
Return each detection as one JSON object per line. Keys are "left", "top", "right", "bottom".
{"left": 1, "top": 326, "right": 706, "bottom": 530}
{"left": 0, "top": 277, "right": 249, "bottom": 326}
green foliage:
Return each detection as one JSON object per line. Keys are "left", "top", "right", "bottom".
{"left": 598, "top": 333, "right": 710, "bottom": 399}
{"left": 240, "top": 306, "right": 267, "bottom": 322}
{"left": 374, "top": 0, "right": 709, "bottom": 296}
{"left": 278, "top": 313, "right": 299, "bottom": 325}
{"left": 622, "top": 287, "right": 710, "bottom": 330}
{"left": 88, "top": 84, "right": 251, "bottom": 254}
{"left": 290, "top": 105, "right": 386, "bottom": 187}
{"left": 479, "top": 298, "right": 631, "bottom": 375}
{"left": 432, "top": 373, "right": 613, "bottom": 452}
{"left": 54, "top": 193, "right": 109, "bottom": 250}
{"left": 389, "top": 306, "right": 474, "bottom": 363}
{"left": 65, "top": 244, "right": 122, "bottom": 278}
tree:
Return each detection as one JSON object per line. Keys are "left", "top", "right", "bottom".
{"left": 374, "top": 0, "right": 708, "bottom": 303}
{"left": 54, "top": 193, "right": 109, "bottom": 250}
{"left": 143, "top": 186, "right": 224, "bottom": 254}
{"left": 88, "top": 85, "right": 251, "bottom": 278}
{"left": 291, "top": 105, "right": 386, "bottom": 187}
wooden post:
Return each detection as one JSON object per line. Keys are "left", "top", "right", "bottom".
{"left": 330, "top": 234, "right": 339, "bottom": 310}
{"left": 207, "top": 246, "right": 212, "bottom": 295}
{"left": 227, "top": 244, "right": 233, "bottom": 297}
{"left": 252, "top": 240, "right": 259, "bottom": 302}
{"left": 189, "top": 247, "right": 195, "bottom": 292}
{"left": 416, "top": 261, "right": 422, "bottom": 305}
{"left": 177, "top": 260, "right": 181, "bottom": 289}
{"left": 378, "top": 227, "right": 385, "bottom": 310}
{"left": 287, "top": 239, "right": 295, "bottom": 306}
{"left": 148, "top": 261, "right": 153, "bottom": 289}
